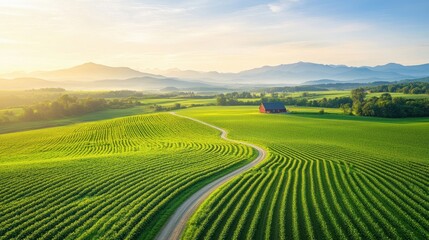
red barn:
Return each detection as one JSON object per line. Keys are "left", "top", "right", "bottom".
{"left": 259, "top": 102, "right": 287, "bottom": 113}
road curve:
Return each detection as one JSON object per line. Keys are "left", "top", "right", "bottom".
{"left": 155, "top": 112, "right": 267, "bottom": 240}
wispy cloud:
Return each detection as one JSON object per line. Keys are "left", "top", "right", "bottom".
{"left": 268, "top": 0, "right": 300, "bottom": 13}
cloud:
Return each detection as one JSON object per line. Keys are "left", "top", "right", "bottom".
{"left": 268, "top": 0, "right": 300, "bottom": 13}
{"left": 268, "top": 4, "right": 283, "bottom": 13}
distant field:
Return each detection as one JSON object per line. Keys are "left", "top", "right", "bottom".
{"left": 181, "top": 106, "right": 429, "bottom": 239}
{"left": 284, "top": 90, "right": 428, "bottom": 100}
{"left": 366, "top": 92, "right": 428, "bottom": 99}
{"left": 286, "top": 90, "right": 349, "bottom": 100}
{"left": 0, "top": 98, "right": 217, "bottom": 134}
{"left": 0, "top": 113, "right": 254, "bottom": 239}
{"left": 139, "top": 98, "right": 216, "bottom": 106}
{"left": 0, "top": 106, "right": 155, "bottom": 134}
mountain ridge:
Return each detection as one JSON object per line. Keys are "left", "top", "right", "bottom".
{"left": 1, "top": 62, "right": 429, "bottom": 90}
{"left": 149, "top": 61, "right": 429, "bottom": 84}
{"left": 1, "top": 62, "right": 163, "bottom": 82}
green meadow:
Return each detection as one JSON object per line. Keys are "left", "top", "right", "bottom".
{"left": 181, "top": 106, "right": 429, "bottom": 239}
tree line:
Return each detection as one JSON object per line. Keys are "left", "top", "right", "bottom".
{"left": 263, "top": 86, "right": 329, "bottom": 93}
{"left": 367, "top": 82, "right": 429, "bottom": 94}
{"left": 21, "top": 95, "right": 141, "bottom": 121}
{"left": 215, "top": 90, "right": 429, "bottom": 118}
{"left": 216, "top": 92, "right": 352, "bottom": 108}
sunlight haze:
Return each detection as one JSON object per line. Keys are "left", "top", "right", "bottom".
{"left": 1, "top": 0, "right": 428, "bottom": 72}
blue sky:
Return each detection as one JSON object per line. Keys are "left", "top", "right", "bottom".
{"left": 0, "top": 0, "right": 428, "bottom": 72}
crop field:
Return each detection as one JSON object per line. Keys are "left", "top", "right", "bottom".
{"left": 0, "top": 105, "right": 156, "bottom": 134}
{"left": 0, "top": 113, "right": 254, "bottom": 240}
{"left": 181, "top": 106, "right": 429, "bottom": 239}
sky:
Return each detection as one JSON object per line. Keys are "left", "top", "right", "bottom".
{"left": 0, "top": 0, "right": 428, "bottom": 73}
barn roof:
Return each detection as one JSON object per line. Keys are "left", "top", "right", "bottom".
{"left": 261, "top": 102, "right": 286, "bottom": 110}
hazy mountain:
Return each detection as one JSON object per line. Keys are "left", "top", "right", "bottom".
{"left": 147, "top": 68, "right": 233, "bottom": 82}
{"left": 399, "top": 76, "right": 429, "bottom": 83}
{"left": 87, "top": 77, "right": 212, "bottom": 90}
{"left": 302, "top": 79, "right": 344, "bottom": 85}
{"left": 0, "top": 63, "right": 215, "bottom": 90}
{"left": 369, "top": 63, "right": 429, "bottom": 77}
{"left": 0, "top": 78, "right": 62, "bottom": 90}
{"left": 0, "top": 76, "right": 213, "bottom": 91}
{"left": 147, "top": 62, "right": 429, "bottom": 84}
{"left": 331, "top": 67, "right": 410, "bottom": 82}
{"left": 2, "top": 62, "right": 429, "bottom": 90}
{"left": 2, "top": 62, "right": 162, "bottom": 82}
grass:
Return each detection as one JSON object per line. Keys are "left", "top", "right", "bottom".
{"left": 181, "top": 106, "right": 429, "bottom": 239}
{"left": 0, "top": 112, "right": 255, "bottom": 240}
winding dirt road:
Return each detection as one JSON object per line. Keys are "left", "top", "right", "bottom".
{"left": 155, "top": 112, "right": 267, "bottom": 240}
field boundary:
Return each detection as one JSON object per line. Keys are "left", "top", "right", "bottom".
{"left": 155, "top": 112, "right": 267, "bottom": 240}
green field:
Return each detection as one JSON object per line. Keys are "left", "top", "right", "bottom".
{"left": 0, "top": 113, "right": 254, "bottom": 239}
{"left": 139, "top": 98, "right": 216, "bottom": 106}
{"left": 181, "top": 106, "right": 429, "bottom": 239}
{"left": 283, "top": 90, "right": 428, "bottom": 100}
{"left": 1, "top": 105, "right": 428, "bottom": 240}
{"left": 0, "top": 105, "right": 155, "bottom": 134}
{"left": 0, "top": 98, "right": 216, "bottom": 134}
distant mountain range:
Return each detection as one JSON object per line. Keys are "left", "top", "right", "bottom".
{"left": 0, "top": 63, "right": 211, "bottom": 90}
{"left": 1, "top": 62, "right": 161, "bottom": 82}
{"left": 151, "top": 62, "right": 429, "bottom": 84}
{"left": 1, "top": 62, "right": 429, "bottom": 91}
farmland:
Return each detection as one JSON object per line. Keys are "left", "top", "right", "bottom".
{"left": 281, "top": 90, "right": 428, "bottom": 100}
{"left": 181, "top": 106, "right": 429, "bottom": 239}
{"left": 0, "top": 96, "right": 215, "bottom": 134}
{"left": 0, "top": 113, "right": 254, "bottom": 239}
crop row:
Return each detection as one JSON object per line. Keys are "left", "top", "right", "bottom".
{"left": 183, "top": 143, "right": 429, "bottom": 240}
{"left": 0, "top": 113, "right": 254, "bottom": 240}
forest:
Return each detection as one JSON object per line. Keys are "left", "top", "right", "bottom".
{"left": 20, "top": 95, "right": 141, "bottom": 121}
{"left": 352, "top": 88, "right": 429, "bottom": 118}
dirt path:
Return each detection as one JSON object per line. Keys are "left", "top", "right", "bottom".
{"left": 155, "top": 112, "right": 267, "bottom": 240}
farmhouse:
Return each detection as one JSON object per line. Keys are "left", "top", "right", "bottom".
{"left": 259, "top": 102, "right": 287, "bottom": 113}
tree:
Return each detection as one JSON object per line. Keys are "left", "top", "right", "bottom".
{"left": 380, "top": 93, "right": 392, "bottom": 101}
{"left": 351, "top": 88, "right": 367, "bottom": 115}
{"left": 340, "top": 103, "right": 352, "bottom": 114}
{"left": 22, "top": 107, "right": 36, "bottom": 121}
{"left": 216, "top": 94, "right": 227, "bottom": 106}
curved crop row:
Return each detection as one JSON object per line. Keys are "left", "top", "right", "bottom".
{"left": 0, "top": 113, "right": 254, "bottom": 240}
{"left": 183, "top": 143, "right": 429, "bottom": 240}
